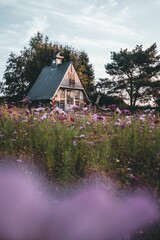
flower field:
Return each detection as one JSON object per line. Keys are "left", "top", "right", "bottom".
{"left": 0, "top": 104, "right": 160, "bottom": 188}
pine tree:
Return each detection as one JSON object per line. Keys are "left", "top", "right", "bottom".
{"left": 100, "top": 43, "right": 160, "bottom": 107}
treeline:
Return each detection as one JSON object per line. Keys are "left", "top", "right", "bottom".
{"left": 1, "top": 32, "right": 160, "bottom": 107}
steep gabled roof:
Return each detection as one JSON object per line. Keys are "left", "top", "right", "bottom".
{"left": 27, "top": 61, "right": 71, "bottom": 101}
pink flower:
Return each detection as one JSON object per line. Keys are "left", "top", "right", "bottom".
{"left": 121, "top": 109, "right": 131, "bottom": 115}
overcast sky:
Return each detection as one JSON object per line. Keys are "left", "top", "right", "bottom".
{"left": 1, "top": 0, "right": 160, "bottom": 86}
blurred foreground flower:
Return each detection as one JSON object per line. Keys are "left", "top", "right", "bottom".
{"left": 0, "top": 169, "right": 157, "bottom": 240}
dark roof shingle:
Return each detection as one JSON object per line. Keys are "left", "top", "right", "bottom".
{"left": 27, "top": 61, "right": 71, "bottom": 101}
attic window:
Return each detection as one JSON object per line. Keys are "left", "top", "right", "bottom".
{"left": 68, "top": 72, "right": 75, "bottom": 87}
{"left": 69, "top": 79, "right": 75, "bottom": 87}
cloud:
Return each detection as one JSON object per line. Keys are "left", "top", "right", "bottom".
{"left": 1, "top": 0, "right": 160, "bottom": 84}
{"left": 0, "top": 16, "right": 50, "bottom": 47}
{"left": 0, "top": 0, "right": 20, "bottom": 6}
{"left": 0, "top": 14, "right": 50, "bottom": 83}
{"left": 0, "top": 0, "right": 139, "bottom": 40}
{"left": 108, "top": 0, "right": 117, "bottom": 7}
{"left": 23, "top": 16, "right": 50, "bottom": 43}
{"left": 81, "top": 4, "right": 95, "bottom": 16}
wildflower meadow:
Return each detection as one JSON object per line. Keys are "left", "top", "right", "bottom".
{"left": 0, "top": 104, "right": 160, "bottom": 189}
{"left": 1, "top": 104, "right": 160, "bottom": 240}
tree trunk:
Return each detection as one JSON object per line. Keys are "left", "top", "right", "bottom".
{"left": 130, "top": 79, "right": 133, "bottom": 107}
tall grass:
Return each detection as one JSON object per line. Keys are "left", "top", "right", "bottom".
{"left": 0, "top": 105, "right": 160, "bottom": 188}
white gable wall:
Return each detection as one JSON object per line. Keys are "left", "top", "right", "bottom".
{"left": 51, "top": 62, "right": 89, "bottom": 109}
{"left": 60, "top": 64, "right": 84, "bottom": 88}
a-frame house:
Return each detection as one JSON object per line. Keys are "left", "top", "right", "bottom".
{"left": 27, "top": 53, "right": 89, "bottom": 109}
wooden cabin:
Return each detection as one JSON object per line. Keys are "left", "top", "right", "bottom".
{"left": 27, "top": 53, "right": 89, "bottom": 109}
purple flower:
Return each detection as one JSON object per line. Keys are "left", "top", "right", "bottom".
{"left": 139, "top": 115, "right": 146, "bottom": 121}
{"left": 92, "top": 114, "right": 105, "bottom": 121}
{"left": 120, "top": 123, "right": 126, "bottom": 128}
{"left": 121, "top": 109, "right": 131, "bottom": 115}
{"left": 34, "top": 112, "right": 40, "bottom": 116}
{"left": 14, "top": 119, "right": 19, "bottom": 124}
{"left": 26, "top": 109, "right": 30, "bottom": 114}
{"left": 79, "top": 125, "right": 86, "bottom": 130}
{"left": 115, "top": 120, "right": 126, "bottom": 128}
{"left": 108, "top": 104, "right": 117, "bottom": 109}
{"left": 58, "top": 116, "right": 67, "bottom": 121}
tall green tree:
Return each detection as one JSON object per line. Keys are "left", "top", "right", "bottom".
{"left": 1, "top": 32, "right": 95, "bottom": 101}
{"left": 99, "top": 43, "right": 160, "bottom": 107}
{"left": 2, "top": 51, "right": 30, "bottom": 100}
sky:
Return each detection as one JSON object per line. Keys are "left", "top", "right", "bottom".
{"left": 1, "top": 0, "right": 160, "bottom": 88}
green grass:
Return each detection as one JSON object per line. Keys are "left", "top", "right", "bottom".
{"left": 0, "top": 106, "right": 160, "bottom": 188}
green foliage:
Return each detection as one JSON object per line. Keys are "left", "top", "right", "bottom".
{"left": 101, "top": 43, "right": 160, "bottom": 107}
{"left": 1, "top": 32, "right": 95, "bottom": 101}
{"left": 90, "top": 92, "right": 126, "bottom": 107}
{"left": 2, "top": 52, "right": 29, "bottom": 101}
{"left": 110, "top": 117, "right": 160, "bottom": 186}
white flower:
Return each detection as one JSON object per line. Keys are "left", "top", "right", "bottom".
{"left": 83, "top": 107, "right": 88, "bottom": 112}
{"left": 73, "top": 141, "right": 77, "bottom": 146}
{"left": 79, "top": 134, "right": 85, "bottom": 138}
{"left": 17, "top": 159, "right": 23, "bottom": 163}
{"left": 115, "top": 122, "right": 121, "bottom": 126}
{"left": 116, "top": 108, "right": 121, "bottom": 114}
{"left": 54, "top": 107, "right": 66, "bottom": 115}
{"left": 40, "top": 113, "right": 47, "bottom": 120}
{"left": 34, "top": 107, "right": 45, "bottom": 112}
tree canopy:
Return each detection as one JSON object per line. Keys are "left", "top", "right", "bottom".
{"left": 98, "top": 43, "right": 160, "bottom": 107}
{"left": 1, "top": 32, "right": 95, "bottom": 101}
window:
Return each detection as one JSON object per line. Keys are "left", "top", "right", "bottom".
{"left": 75, "top": 90, "right": 80, "bottom": 99}
{"left": 67, "top": 90, "right": 74, "bottom": 104}
{"left": 60, "top": 100, "right": 65, "bottom": 109}
{"left": 75, "top": 101, "right": 80, "bottom": 106}
{"left": 59, "top": 89, "right": 65, "bottom": 98}
{"left": 69, "top": 79, "right": 75, "bottom": 86}
{"left": 68, "top": 72, "right": 75, "bottom": 87}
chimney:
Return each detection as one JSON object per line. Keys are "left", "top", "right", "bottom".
{"left": 56, "top": 52, "right": 64, "bottom": 65}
